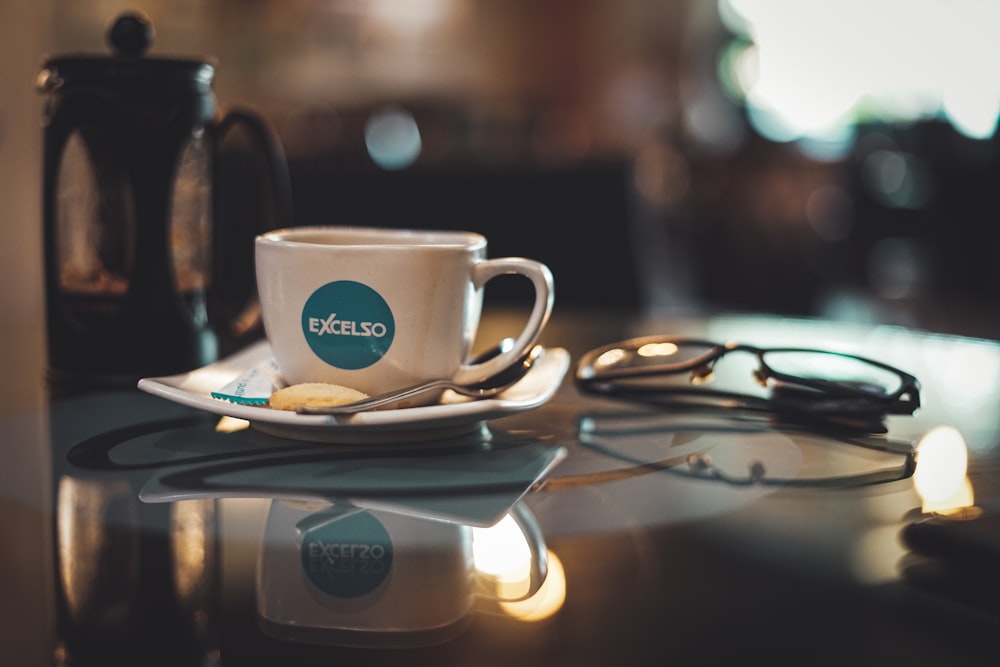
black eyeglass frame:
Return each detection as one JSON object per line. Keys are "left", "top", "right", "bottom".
{"left": 575, "top": 336, "right": 921, "bottom": 416}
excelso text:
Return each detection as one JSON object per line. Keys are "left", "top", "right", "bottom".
{"left": 308, "top": 313, "right": 389, "bottom": 338}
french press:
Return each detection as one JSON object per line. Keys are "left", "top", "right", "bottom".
{"left": 38, "top": 12, "right": 292, "bottom": 390}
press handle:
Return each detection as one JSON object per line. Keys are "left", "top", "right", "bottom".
{"left": 209, "top": 109, "right": 294, "bottom": 341}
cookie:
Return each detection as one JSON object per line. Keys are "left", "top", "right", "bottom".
{"left": 269, "top": 382, "right": 369, "bottom": 411}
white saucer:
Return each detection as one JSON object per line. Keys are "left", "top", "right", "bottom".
{"left": 137, "top": 340, "right": 570, "bottom": 444}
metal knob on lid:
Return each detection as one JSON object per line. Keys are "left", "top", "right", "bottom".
{"left": 107, "top": 11, "right": 155, "bottom": 58}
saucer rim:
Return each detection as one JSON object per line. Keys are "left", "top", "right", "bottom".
{"left": 137, "top": 341, "right": 570, "bottom": 437}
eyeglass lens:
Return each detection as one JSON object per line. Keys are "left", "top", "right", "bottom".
{"left": 762, "top": 351, "right": 904, "bottom": 395}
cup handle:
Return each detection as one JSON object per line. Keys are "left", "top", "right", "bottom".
{"left": 209, "top": 108, "right": 294, "bottom": 343}
{"left": 452, "top": 257, "right": 554, "bottom": 386}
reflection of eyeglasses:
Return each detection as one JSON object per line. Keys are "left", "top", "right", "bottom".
{"left": 565, "top": 411, "right": 917, "bottom": 490}
{"left": 575, "top": 336, "right": 921, "bottom": 417}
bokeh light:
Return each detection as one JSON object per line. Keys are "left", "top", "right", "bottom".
{"left": 497, "top": 552, "right": 566, "bottom": 622}
{"left": 364, "top": 106, "right": 423, "bottom": 169}
{"left": 472, "top": 512, "right": 535, "bottom": 601}
{"left": 914, "top": 425, "right": 972, "bottom": 513}
{"left": 720, "top": 0, "right": 1000, "bottom": 144}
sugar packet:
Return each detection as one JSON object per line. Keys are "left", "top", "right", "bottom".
{"left": 211, "top": 358, "right": 284, "bottom": 405}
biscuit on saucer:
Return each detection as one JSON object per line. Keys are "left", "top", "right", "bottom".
{"left": 269, "top": 383, "right": 368, "bottom": 411}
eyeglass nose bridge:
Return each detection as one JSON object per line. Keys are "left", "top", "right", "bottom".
{"left": 689, "top": 364, "right": 714, "bottom": 384}
{"left": 689, "top": 342, "right": 764, "bottom": 387}
{"left": 688, "top": 343, "right": 749, "bottom": 385}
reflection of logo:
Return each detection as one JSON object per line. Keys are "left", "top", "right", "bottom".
{"left": 301, "top": 281, "right": 395, "bottom": 369}
{"left": 301, "top": 511, "right": 394, "bottom": 599}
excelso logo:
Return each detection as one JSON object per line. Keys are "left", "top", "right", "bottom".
{"left": 301, "top": 280, "right": 395, "bottom": 370}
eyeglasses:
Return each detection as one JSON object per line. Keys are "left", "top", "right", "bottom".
{"left": 575, "top": 336, "right": 921, "bottom": 418}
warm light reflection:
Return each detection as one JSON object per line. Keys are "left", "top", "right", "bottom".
{"left": 215, "top": 416, "right": 249, "bottom": 432}
{"left": 472, "top": 513, "right": 533, "bottom": 600}
{"left": 56, "top": 476, "right": 137, "bottom": 623}
{"left": 914, "top": 426, "right": 974, "bottom": 514}
{"left": 497, "top": 551, "right": 566, "bottom": 622}
{"left": 171, "top": 500, "right": 213, "bottom": 608}
{"left": 637, "top": 342, "right": 679, "bottom": 358}
{"left": 596, "top": 348, "right": 627, "bottom": 368}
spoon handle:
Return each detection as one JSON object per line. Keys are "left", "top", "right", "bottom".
{"left": 296, "top": 379, "right": 457, "bottom": 415}
{"left": 295, "top": 344, "right": 542, "bottom": 415}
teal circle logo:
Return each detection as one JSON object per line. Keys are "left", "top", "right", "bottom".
{"left": 300, "top": 511, "right": 394, "bottom": 599}
{"left": 301, "top": 280, "right": 395, "bottom": 370}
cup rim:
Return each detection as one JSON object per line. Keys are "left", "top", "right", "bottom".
{"left": 257, "top": 226, "right": 487, "bottom": 250}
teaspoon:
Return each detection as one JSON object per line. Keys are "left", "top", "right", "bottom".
{"left": 297, "top": 344, "right": 545, "bottom": 415}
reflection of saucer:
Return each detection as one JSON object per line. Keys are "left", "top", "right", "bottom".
{"left": 134, "top": 429, "right": 566, "bottom": 526}
{"left": 138, "top": 341, "right": 570, "bottom": 443}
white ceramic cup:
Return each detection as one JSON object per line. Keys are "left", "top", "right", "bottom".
{"left": 255, "top": 226, "right": 553, "bottom": 400}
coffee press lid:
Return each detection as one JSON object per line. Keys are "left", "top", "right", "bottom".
{"left": 38, "top": 11, "right": 216, "bottom": 93}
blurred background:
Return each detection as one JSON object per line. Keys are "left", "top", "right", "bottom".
{"left": 2, "top": 0, "right": 999, "bottom": 411}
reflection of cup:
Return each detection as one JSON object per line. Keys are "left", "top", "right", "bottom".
{"left": 256, "top": 502, "right": 475, "bottom": 647}
{"left": 256, "top": 501, "right": 550, "bottom": 647}
{"left": 255, "top": 227, "right": 553, "bottom": 401}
